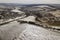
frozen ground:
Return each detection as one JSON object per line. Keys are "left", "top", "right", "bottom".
{"left": 17, "top": 23, "right": 60, "bottom": 40}
{"left": 0, "top": 21, "right": 26, "bottom": 40}
{"left": 0, "top": 21, "right": 60, "bottom": 40}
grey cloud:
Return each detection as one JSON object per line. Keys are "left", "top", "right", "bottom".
{"left": 0, "top": 0, "right": 60, "bottom": 4}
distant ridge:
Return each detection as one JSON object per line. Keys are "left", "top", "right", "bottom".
{"left": 0, "top": 3, "right": 60, "bottom": 9}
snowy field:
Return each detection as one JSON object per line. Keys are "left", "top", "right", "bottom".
{"left": 0, "top": 21, "right": 60, "bottom": 40}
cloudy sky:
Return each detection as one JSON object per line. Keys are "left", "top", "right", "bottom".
{"left": 0, "top": 0, "right": 60, "bottom": 4}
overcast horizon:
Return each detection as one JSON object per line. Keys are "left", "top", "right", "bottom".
{"left": 0, "top": 0, "right": 60, "bottom": 4}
